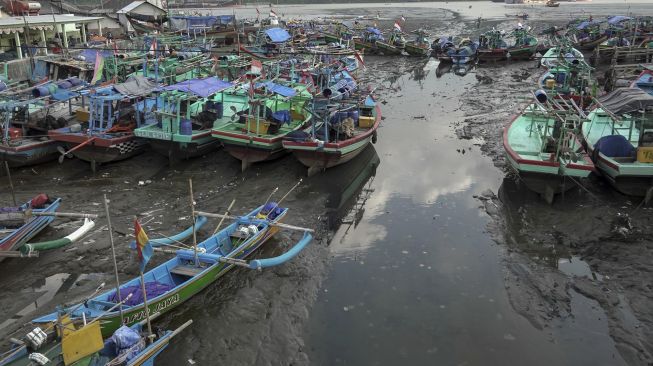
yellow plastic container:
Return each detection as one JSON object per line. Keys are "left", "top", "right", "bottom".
{"left": 75, "top": 108, "right": 90, "bottom": 122}
{"left": 637, "top": 147, "right": 653, "bottom": 163}
{"left": 245, "top": 118, "right": 270, "bottom": 134}
{"left": 545, "top": 79, "right": 556, "bottom": 89}
{"left": 359, "top": 116, "right": 375, "bottom": 129}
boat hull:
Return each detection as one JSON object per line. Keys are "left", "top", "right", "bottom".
{"left": 0, "top": 140, "right": 60, "bottom": 168}
{"left": 404, "top": 43, "right": 429, "bottom": 56}
{"left": 147, "top": 136, "right": 220, "bottom": 161}
{"left": 478, "top": 48, "right": 508, "bottom": 62}
{"left": 49, "top": 129, "right": 146, "bottom": 165}
{"left": 586, "top": 144, "right": 653, "bottom": 196}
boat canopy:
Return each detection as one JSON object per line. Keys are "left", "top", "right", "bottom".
{"left": 163, "top": 77, "right": 233, "bottom": 98}
{"left": 598, "top": 88, "right": 653, "bottom": 115}
{"left": 607, "top": 16, "right": 633, "bottom": 25}
{"left": 576, "top": 20, "right": 602, "bottom": 30}
{"left": 113, "top": 76, "right": 158, "bottom": 97}
{"left": 258, "top": 81, "right": 297, "bottom": 97}
{"left": 265, "top": 28, "right": 291, "bottom": 43}
{"left": 366, "top": 27, "right": 382, "bottom": 35}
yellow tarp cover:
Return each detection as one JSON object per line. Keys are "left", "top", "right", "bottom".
{"left": 61, "top": 321, "right": 104, "bottom": 365}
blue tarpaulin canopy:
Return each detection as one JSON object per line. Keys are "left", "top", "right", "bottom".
{"left": 366, "top": 27, "right": 382, "bottom": 35}
{"left": 576, "top": 20, "right": 601, "bottom": 30}
{"left": 163, "top": 77, "right": 233, "bottom": 97}
{"left": 265, "top": 28, "right": 291, "bottom": 43}
{"left": 259, "top": 81, "right": 296, "bottom": 97}
{"left": 608, "top": 15, "right": 633, "bottom": 25}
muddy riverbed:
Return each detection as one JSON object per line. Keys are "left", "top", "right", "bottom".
{"left": 2, "top": 1, "right": 653, "bottom": 365}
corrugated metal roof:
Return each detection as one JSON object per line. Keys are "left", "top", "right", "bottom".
{"left": 0, "top": 14, "right": 104, "bottom": 30}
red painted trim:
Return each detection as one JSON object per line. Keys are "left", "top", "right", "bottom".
{"left": 283, "top": 104, "right": 382, "bottom": 149}
{"left": 0, "top": 140, "right": 55, "bottom": 152}
{"left": 211, "top": 129, "right": 279, "bottom": 143}
{"left": 49, "top": 130, "right": 134, "bottom": 147}
{"left": 190, "top": 131, "right": 211, "bottom": 140}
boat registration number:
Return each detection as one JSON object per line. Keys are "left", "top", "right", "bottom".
{"left": 122, "top": 293, "right": 180, "bottom": 324}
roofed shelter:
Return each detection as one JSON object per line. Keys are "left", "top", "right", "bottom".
{"left": 0, "top": 14, "right": 103, "bottom": 60}
{"left": 116, "top": 1, "right": 166, "bottom": 34}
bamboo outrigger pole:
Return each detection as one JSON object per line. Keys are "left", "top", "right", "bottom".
{"left": 103, "top": 194, "right": 124, "bottom": 321}
{"left": 4, "top": 161, "right": 16, "bottom": 206}
{"left": 188, "top": 179, "right": 199, "bottom": 266}
{"left": 213, "top": 198, "right": 236, "bottom": 235}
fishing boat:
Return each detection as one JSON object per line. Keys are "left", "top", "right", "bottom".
{"left": 404, "top": 29, "right": 431, "bottom": 57}
{"left": 504, "top": 99, "right": 594, "bottom": 201}
{"left": 240, "top": 27, "right": 293, "bottom": 60}
{"left": 282, "top": 69, "right": 379, "bottom": 175}
{"left": 545, "top": 0, "right": 560, "bottom": 7}
{"left": 507, "top": 25, "right": 539, "bottom": 60}
{"left": 32, "top": 203, "right": 312, "bottom": 336}
{"left": 211, "top": 81, "right": 313, "bottom": 171}
{"left": 582, "top": 88, "right": 653, "bottom": 196}
{"left": 48, "top": 76, "right": 157, "bottom": 171}
{"left": 569, "top": 19, "right": 607, "bottom": 51}
{"left": 448, "top": 38, "right": 478, "bottom": 64}
{"left": 0, "top": 195, "right": 61, "bottom": 259}
{"left": 433, "top": 37, "right": 456, "bottom": 62}
{"left": 477, "top": 30, "right": 508, "bottom": 62}
{"left": 538, "top": 64, "right": 593, "bottom": 107}
{"left": 540, "top": 43, "right": 585, "bottom": 69}
{"left": 376, "top": 29, "right": 405, "bottom": 55}
{"left": 1, "top": 305, "right": 191, "bottom": 366}
{"left": 133, "top": 77, "right": 235, "bottom": 163}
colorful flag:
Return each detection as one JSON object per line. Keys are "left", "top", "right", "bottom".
{"left": 134, "top": 218, "right": 153, "bottom": 272}
{"left": 91, "top": 51, "right": 104, "bottom": 85}
{"left": 400, "top": 15, "right": 406, "bottom": 22}
{"left": 251, "top": 59, "right": 263, "bottom": 74}
{"left": 148, "top": 38, "right": 157, "bottom": 56}
{"left": 270, "top": 9, "right": 277, "bottom": 18}
{"left": 394, "top": 21, "right": 401, "bottom": 32}
{"left": 354, "top": 51, "right": 366, "bottom": 70}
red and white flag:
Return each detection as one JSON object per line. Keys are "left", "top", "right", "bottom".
{"left": 354, "top": 51, "right": 366, "bottom": 69}
{"left": 148, "top": 38, "right": 157, "bottom": 56}
{"left": 393, "top": 21, "right": 401, "bottom": 31}
{"left": 400, "top": 15, "right": 405, "bottom": 22}
{"left": 270, "top": 9, "right": 277, "bottom": 18}
{"left": 251, "top": 59, "right": 263, "bottom": 75}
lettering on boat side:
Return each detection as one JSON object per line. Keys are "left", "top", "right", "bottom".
{"left": 139, "top": 131, "right": 172, "bottom": 140}
{"left": 122, "top": 294, "right": 180, "bottom": 324}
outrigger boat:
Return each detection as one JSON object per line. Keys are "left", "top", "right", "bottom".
{"left": 1, "top": 298, "right": 191, "bottom": 366}
{"left": 32, "top": 202, "right": 312, "bottom": 336}
{"left": 133, "top": 77, "right": 234, "bottom": 163}
{"left": 283, "top": 69, "right": 380, "bottom": 175}
{"left": 211, "top": 81, "right": 313, "bottom": 171}
{"left": 582, "top": 88, "right": 653, "bottom": 196}
{"left": 49, "top": 76, "right": 158, "bottom": 172}
{"left": 504, "top": 94, "right": 594, "bottom": 201}
{"left": 0, "top": 195, "right": 61, "bottom": 260}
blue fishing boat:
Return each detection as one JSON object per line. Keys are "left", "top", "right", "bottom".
{"left": 0, "top": 195, "right": 61, "bottom": 260}
{"left": 32, "top": 203, "right": 313, "bottom": 336}
{"left": 240, "top": 27, "right": 292, "bottom": 60}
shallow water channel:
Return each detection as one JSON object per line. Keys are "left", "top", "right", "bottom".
{"left": 301, "top": 57, "right": 626, "bottom": 366}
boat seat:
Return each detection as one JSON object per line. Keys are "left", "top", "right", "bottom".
{"left": 170, "top": 265, "right": 205, "bottom": 277}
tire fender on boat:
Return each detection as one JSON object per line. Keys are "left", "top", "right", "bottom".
{"left": 372, "top": 131, "right": 378, "bottom": 144}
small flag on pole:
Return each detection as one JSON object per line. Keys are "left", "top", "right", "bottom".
{"left": 91, "top": 51, "right": 104, "bottom": 85}
{"left": 134, "top": 218, "right": 153, "bottom": 272}
{"left": 270, "top": 9, "right": 277, "bottom": 18}
{"left": 400, "top": 15, "right": 406, "bottom": 22}
{"left": 251, "top": 59, "right": 263, "bottom": 75}
{"left": 354, "top": 51, "right": 366, "bottom": 69}
{"left": 148, "top": 38, "right": 157, "bottom": 56}
{"left": 394, "top": 21, "right": 401, "bottom": 32}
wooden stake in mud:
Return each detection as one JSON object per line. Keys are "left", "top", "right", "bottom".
{"left": 188, "top": 179, "right": 199, "bottom": 266}
{"left": 4, "top": 161, "right": 16, "bottom": 206}
{"left": 103, "top": 194, "right": 124, "bottom": 321}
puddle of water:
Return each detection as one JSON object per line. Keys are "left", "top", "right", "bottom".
{"left": 558, "top": 256, "right": 604, "bottom": 281}
{"left": 303, "top": 57, "right": 626, "bottom": 365}
{"left": 0, "top": 273, "right": 71, "bottom": 329}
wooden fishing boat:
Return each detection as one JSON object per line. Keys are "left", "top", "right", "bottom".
{"left": 538, "top": 64, "right": 593, "bottom": 107}
{"left": 283, "top": 94, "right": 380, "bottom": 176}
{"left": 477, "top": 30, "right": 509, "bottom": 62}
{"left": 211, "top": 82, "right": 313, "bottom": 171}
{"left": 404, "top": 30, "right": 431, "bottom": 57}
{"left": 48, "top": 77, "right": 157, "bottom": 171}
{"left": 545, "top": 0, "right": 560, "bottom": 7}
{"left": 0, "top": 195, "right": 61, "bottom": 259}
{"left": 582, "top": 88, "right": 653, "bottom": 196}
{"left": 240, "top": 27, "right": 293, "bottom": 60}
{"left": 376, "top": 30, "right": 405, "bottom": 55}
{"left": 1, "top": 305, "right": 191, "bottom": 366}
{"left": 32, "top": 203, "right": 312, "bottom": 336}
{"left": 133, "top": 77, "right": 235, "bottom": 163}
{"left": 448, "top": 39, "right": 478, "bottom": 64}
{"left": 504, "top": 102, "right": 594, "bottom": 201}
{"left": 540, "top": 44, "right": 584, "bottom": 69}
{"left": 507, "top": 27, "right": 539, "bottom": 60}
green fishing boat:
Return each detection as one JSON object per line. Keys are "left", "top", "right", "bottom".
{"left": 582, "top": 88, "right": 653, "bottom": 196}
{"left": 133, "top": 77, "right": 235, "bottom": 163}
{"left": 504, "top": 98, "right": 594, "bottom": 201}
{"left": 211, "top": 81, "right": 313, "bottom": 171}
{"left": 507, "top": 26, "right": 539, "bottom": 60}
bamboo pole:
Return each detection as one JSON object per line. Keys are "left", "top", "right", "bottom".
{"left": 195, "top": 211, "right": 314, "bottom": 233}
{"left": 212, "top": 199, "right": 235, "bottom": 235}
{"left": 4, "top": 161, "right": 16, "bottom": 206}
{"left": 188, "top": 179, "right": 199, "bottom": 266}
{"left": 103, "top": 194, "right": 123, "bottom": 321}
{"left": 139, "top": 270, "right": 153, "bottom": 342}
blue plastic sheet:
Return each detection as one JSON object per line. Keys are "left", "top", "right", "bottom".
{"left": 163, "top": 77, "right": 233, "bottom": 97}
{"left": 260, "top": 81, "right": 296, "bottom": 97}
{"left": 271, "top": 110, "right": 291, "bottom": 124}
{"left": 595, "top": 135, "right": 635, "bottom": 158}
{"left": 608, "top": 16, "right": 632, "bottom": 25}
{"left": 265, "top": 28, "right": 291, "bottom": 43}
